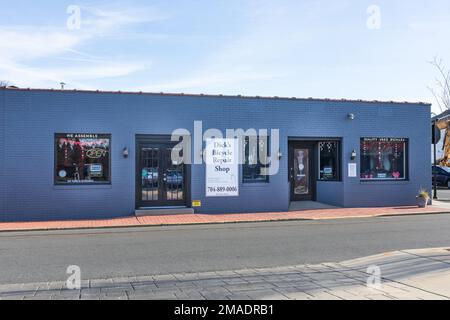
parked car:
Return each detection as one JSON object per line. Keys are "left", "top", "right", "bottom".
{"left": 432, "top": 165, "right": 450, "bottom": 188}
{"left": 142, "top": 167, "right": 158, "bottom": 186}
{"left": 166, "top": 170, "right": 183, "bottom": 187}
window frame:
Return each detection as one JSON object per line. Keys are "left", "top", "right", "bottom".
{"left": 54, "top": 133, "right": 112, "bottom": 186}
{"left": 360, "top": 137, "right": 409, "bottom": 182}
{"left": 242, "top": 135, "right": 270, "bottom": 184}
{"left": 317, "top": 140, "right": 342, "bottom": 182}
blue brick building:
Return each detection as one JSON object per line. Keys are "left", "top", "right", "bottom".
{"left": 0, "top": 87, "right": 431, "bottom": 222}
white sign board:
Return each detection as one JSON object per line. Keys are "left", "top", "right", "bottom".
{"left": 205, "top": 138, "right": 239, "bottom": 197}
{"left": 348, "top": 163, "right": 357, "bottom": 178}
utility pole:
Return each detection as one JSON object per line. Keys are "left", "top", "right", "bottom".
{"left": 434, "top": 119, "right": 438, "bottom": 199}
{"left": 431, "top": 112, "right": 439, "bottom": 200}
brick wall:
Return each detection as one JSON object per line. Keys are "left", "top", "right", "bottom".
{"left": 0, "top": 89, "right": 431, "bottom": 221}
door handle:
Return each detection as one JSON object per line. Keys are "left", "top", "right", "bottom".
{"left": 289, "top": 167, "right": 294, "bottom": 180}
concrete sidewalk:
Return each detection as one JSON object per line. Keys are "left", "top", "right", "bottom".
{"left": 0, "top": 205, "right": 449, "bottom": 232}
{"left": 1, "top": 248, "right": 449, "bottom": 300}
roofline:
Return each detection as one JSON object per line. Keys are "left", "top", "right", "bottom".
{"left": 432, "top": 112, "right": 450, "bottom": 122}
{"left": 0, "top": 87, "right": 432, "bottom": 106}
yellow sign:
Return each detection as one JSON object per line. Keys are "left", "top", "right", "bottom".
{"left": 192, "top": 200, "right": 202, "bottom": 207}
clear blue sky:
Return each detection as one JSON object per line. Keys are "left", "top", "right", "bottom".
{"left": 1, "top": 0, "right": 449, "bottom": 113}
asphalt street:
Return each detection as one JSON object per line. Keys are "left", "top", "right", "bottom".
{"left": 1, "top": 214, "right": 450, "bottom": 285}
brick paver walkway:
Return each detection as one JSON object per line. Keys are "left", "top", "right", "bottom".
{"left": 0, "top": 205, "right": 449, "bottom": 232}
{"left": 1, "top": 248, "right": 449, "bottom": 300}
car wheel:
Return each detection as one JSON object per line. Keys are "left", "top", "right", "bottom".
{"left": 447, "top": 180, "right": 450, "bottom": 189}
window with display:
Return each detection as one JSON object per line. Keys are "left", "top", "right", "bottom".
{"left": 318, "top": 141, "right": 340, "bottom": 181}
{"left": 360, "top": 138, "right": 407, "bottom": 180}
{"left": 55, "top": 133, "right": 111, "bottom": 184}
{"left": 243, "top": 136, "right": 269, "bottom": 183}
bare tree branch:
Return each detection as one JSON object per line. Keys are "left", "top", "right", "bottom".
{"left": 428, "top": 86, "right": 445, "bottom": 113}
{"left": 429, "top": 56, "right": 450, "bottom": 112}
{"left": 0, "top": 80, "right": 10, "bottom": 88}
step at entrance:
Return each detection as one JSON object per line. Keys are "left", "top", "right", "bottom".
{"left": 135, "top": 207, "right": 195, "bottom": 216}
{"left": 289, "top": 201, "right": 340, "bottom": 211}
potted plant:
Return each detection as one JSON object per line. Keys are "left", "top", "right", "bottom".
{"left": 416, "top": 189, "right": 430, "bottom": 208}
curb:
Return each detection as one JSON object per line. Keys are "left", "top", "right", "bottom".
{"left": 376, "top": 210, "right": 450, "bottom": 218}
{"left": 0, "top": 217, "right": 314, "bottom": 234}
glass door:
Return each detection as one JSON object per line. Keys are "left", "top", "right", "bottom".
{"left": 140, "top": 147, "right": 160, "bottom": 204}
{"left": 137, "top": 140, "right": 186, "bottom": 208}
{"left": 289, "top": 142, "right": 316, "bottom": 201}
{"left": 162, "top": 146, "right": 185, "bottom": 204}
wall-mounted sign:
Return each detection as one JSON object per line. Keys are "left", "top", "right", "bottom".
{"left": 348, "top": 163, "right": 357, "bottom": 178}
{"left": 192, "top": 200, "right": 202, "bottom": 207}
{"left": 205, "top": 138, "right": 239, "bottom": 197}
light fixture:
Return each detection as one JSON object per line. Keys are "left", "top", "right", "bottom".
{"left": 123, "top": 147, "right": 129, "bottom": 158}
{"left": 351, "top": 150, "right": 357, "bottom": 161}
{"left": 348, "top": 113, "right": 355, "bottom": 120}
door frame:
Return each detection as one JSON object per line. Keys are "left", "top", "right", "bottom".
{"left": 135, "top": 134, "right": 191, "bottom": 209}
{"left": 288, "top": 140, "right": 317, "bottom": 201}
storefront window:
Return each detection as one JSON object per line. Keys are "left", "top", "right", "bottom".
{"left": 55, "top": 133, "right": 111, "bottom": 184}
{"left": 360, "top": 138, "right": 407, "bottom": 180}
{"left": 243, "top": 136, "right": 269, "bottom": 183}
{"left": 319, "top": 141, "right": 340, "bottom": 181}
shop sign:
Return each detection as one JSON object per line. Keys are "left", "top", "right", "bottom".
{"left": 348, "top": 163, "right": 357, "bottom": 178}
{"left": 205, "top": 138, "right": 239, "bottom": 197}
{"left": 362, "top": 137, "right": 406, "bottom": 143}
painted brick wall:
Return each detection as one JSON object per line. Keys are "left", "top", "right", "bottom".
{"left": 0, "top": 89, "right": 431, "bottom": 221}
{"left": 0, "top": 90, "right": 5, "bottom": 218}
